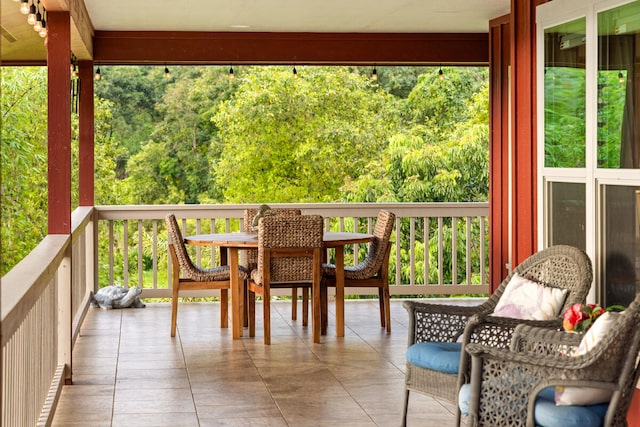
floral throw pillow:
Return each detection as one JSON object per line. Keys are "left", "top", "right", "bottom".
{"left": 492, "top": 273, "right": 568, "bottom": 320}
{"left": 555, "top": 312, "right": 619, "bottom": 406}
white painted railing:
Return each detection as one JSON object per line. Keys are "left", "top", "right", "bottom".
{"left": 1, "top": 202, "right": 487, "bottom": 425}
{"left": 96, "top": 203, "right": 490, "bottom": 298}
{"left": 1, "top": 207, "right": 95, "bottom": 426}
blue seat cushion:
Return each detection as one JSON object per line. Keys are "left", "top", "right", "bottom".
{"left": 406, "top": 342, "right": 461, "bottom": 374}
{"left": 458, "top": 385, "right": 608, "bottom": 427}
{"left": 534, "top": 387, "right": 608, "bottom": 427}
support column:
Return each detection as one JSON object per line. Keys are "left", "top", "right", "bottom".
{"left": 78, "top": 60, "right": 94, "bottom": 206}
{"left": 510, "top": 0, "right": 538, "bottom": 266}
{"left": 489, "top": 14, "right": 511, "bottom": 291}
{"left": 47, "top": 11, "right": 71, "bottom": 234}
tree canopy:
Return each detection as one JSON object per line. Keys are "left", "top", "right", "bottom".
{"left": 1, "top": 65, "right": 489, "bottom": 275}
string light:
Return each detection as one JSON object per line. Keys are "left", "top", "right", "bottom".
{"left": 619, "top": 71, "right": 625, "bottom": 85}
{"left": 33, "top": 1, "right": 42, "bottom": 32}
{"left": 27, "top": 1, "right": 37, "bottom": 25}
{"left": 38, "top": 16, "right": 47, "bottom": 37}
{"left": 438, "top": 66, "right": 444, "bottom": 81}
{"left": 94, "top": 66, "right": 101, "bottom": 81}
{"left": 20, "top": 0, "right": 29, "bottom": 14}
{"left": 371, "top": 67, "right": 378, "bottom": 82}
{"left": 164, "top": 65, "right": 171, "bottom": 79}
{"left": 293, "top": 66, "right": 298, "bottom": 79}
{"left": 229, "top": 66, "right": 234, "bottom": 79}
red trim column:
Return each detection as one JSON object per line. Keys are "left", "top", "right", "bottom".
{"left": 489, "top": 15, "right": 511, "bottom": 291}
{"left": 78, "top": 61, "right": 94, "bottom": 206}
{"left": 46, "top": 11, "right": 71, "bottom": 234}
{"left": 510, "top": 0, "right": 538, "bottom": 266}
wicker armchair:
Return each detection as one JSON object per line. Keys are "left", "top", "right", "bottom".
{"left": 165, "top": 214, "right": 248, "bottom": 337}
{"left": 462, "top": 294, "right": 640, "bottom": 426}
{"left": 247, "top": 214, "right": 323, "bottom": 344}
{"left": 321, "top": 210, "right": 395, "bottom": 333}
{"left": 242, "top": 208, "right": 308, "bottom": 323}
{"left": 402, "top": 245, "right": 593, "bottom": 426}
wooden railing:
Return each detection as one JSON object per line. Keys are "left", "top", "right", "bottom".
{"left": 1, "top": 207, "right": 95, "bottom": 426}
{"left": 1, "top": 202, "right": 488, "bottom": 426}
{"left": 96, "top": 203, "right": 490, "bottom": 297}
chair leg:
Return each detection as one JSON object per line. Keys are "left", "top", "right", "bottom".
{"left": 171, "top": 285, "right": 179, "bottom": 337}
{"left": 401, "top": 388, "right": 410, "bottom": 427}
{"left": 248, "top": 289, "right": 256, "bottom": 338}
{"left": 320, "top": 284, "right": 328, "bottom": 335}
{"left": 291, "top": 288, "right": 298, "bottom": 321}
{"left": 378, "top": 287, "right": 385, "bottom": 328}
{"left": 302, "top": 287, "right": 309, "bottom": 327}
{"left": 383, "top": 286, "right": 391, "bottom": 333}
{"left": 263, "top": 293, "right": 271, "bottom": 345}
{"left": 220, "top": 288, "right": 229, "bottom": 328}
{"left": 243, "top": 281, "right": 249, "bottom": 327}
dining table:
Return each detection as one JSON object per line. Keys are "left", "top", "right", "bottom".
{"left": 184, "top": 230, "right": 374, "bottom": 342}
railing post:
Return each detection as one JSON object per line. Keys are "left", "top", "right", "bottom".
{"left": 57, "top": 243, "right": 73, "bottom": 384}
{"left": 88, "top": 212, "right": 97, "bottom": 295}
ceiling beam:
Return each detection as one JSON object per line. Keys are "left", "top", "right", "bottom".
{"left": 93, "top": 31, "right": 489, "bottom": 65}
{"left": 42, "top": 0, "right": 94, "bottom": 59}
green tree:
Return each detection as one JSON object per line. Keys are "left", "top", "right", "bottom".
{"left": 94, "top": 66, "right": 171, "bottom": 177}
{"left": 125, "top": 67, "right": 237, "bottom": 204}
{"left": 212, "top": 66, "right": 402, "bottom": 203}
{"left": 1, "top": 67, "right": 49, "bottom": 274}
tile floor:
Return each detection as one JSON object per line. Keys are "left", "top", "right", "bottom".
{"left": 52, "top": 299, "right": 473, "bottom": 427}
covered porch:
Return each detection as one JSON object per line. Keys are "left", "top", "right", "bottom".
{"left": 51, "top": 299, "right": 476, "bottom": 426}
{"left": 7, "top": 0, "right": 640, "bottom": 425}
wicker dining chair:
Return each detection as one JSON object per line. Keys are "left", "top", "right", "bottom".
{"left": 320, "top": 209, "right": 395, "bottom": 333}
{"left": 247, "top": 214, "right": 323, "bottom": 344}
{"left": 402, "top": 245, "right": 593, "bottom": 426}
{"left": 461, "top": 293, "right": 640, "bottom": 427}
{"left": 242, "top": 207, "right": 307, "bottom": 323}
{"left": 165, "top": 214, "right": 248, "bottom": 337}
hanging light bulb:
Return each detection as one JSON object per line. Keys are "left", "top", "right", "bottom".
{"left": 34, "top": 13, "right": 42, "bottom": 31}
{"left": 371, "top": 67, "right": 378, "bottom": 81}
{"left": 229, "top": 66, "right": 234, "bottom": 80}
{"left": 164, "top": 65, "right": 171, "bottom": 79}
{"left": 38, "top": 18, "right": 47, "bottom": 37}
{"left": 94, "top": 66, "right": 101, "bottom": 81}
{"left": 27, "top": 1, "right": 37, "bottom": 25}
{"left": 619, "top": 71, "right": 625, "bottom": 85}
{"left": 293, "top": 66, "right": 298, "bottom": 79}
{"left": 438, "top": 66, "right": 444, "bottom": 81}
{"left": 20, "top": 0, "right": 29, "bottom": 14}
{"left": 33, "top": 3, "right": 42, "bottom": 32}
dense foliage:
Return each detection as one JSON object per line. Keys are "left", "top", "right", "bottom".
{"left": 2, "top": 65, "right": 490, "bottom": 280}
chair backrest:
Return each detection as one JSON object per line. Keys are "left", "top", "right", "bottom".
{"left": 165, "top": 214, "right": 202, "bottom": 280}
{"left": 487, "top": 245, "right": 592, "bottom": 314}
{"left": 605, "top": 295, "right": 640, "bottom": 425}
{"left": 352, "top": 210, "right": 395, "bottom": 278}
{"left": 242, "top": 207, "right": 302, "bottom": 268}
{"left": 256, "top": 214, "right": 323, "bottom": 283}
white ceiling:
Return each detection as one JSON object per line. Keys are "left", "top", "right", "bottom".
{"left": 84, "top": 0, "right": 510, "bottom": 33}
{"left": 1, "top": 0, "right": 511, "bottom": 62}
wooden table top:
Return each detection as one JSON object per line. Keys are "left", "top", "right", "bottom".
{"left": 184, "top": 231, "right": 374, "bottom": 247}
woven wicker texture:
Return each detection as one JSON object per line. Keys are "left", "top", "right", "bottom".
{"left": 247, "top": 214, "right": 323, "bottom": 344}
{"left": 402, "top": 245, "right": 593, "bottom": 427}
{"left": 465, "top": 294, "right": 640, "bottom": 427}
{"left": 322, "top": 210, "right": 395, "bottom": 280}
{"left": 250, "top": 214, "right": 323, "bottom": 285}
{"left": 242, "top": 208, "right": 302, "bottom": 270}
{"left": 165, "top": 214, "right": 248, "bottom": 281}
{"left": 320, "top": 210, "right": 395, "bottom": 333}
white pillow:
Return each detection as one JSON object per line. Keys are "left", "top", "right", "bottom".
{"left": 555, "top": 312, "right": 620, "bottom": 406}
{"left": 493, "top": 273, "right": 568, "bottom": 320}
